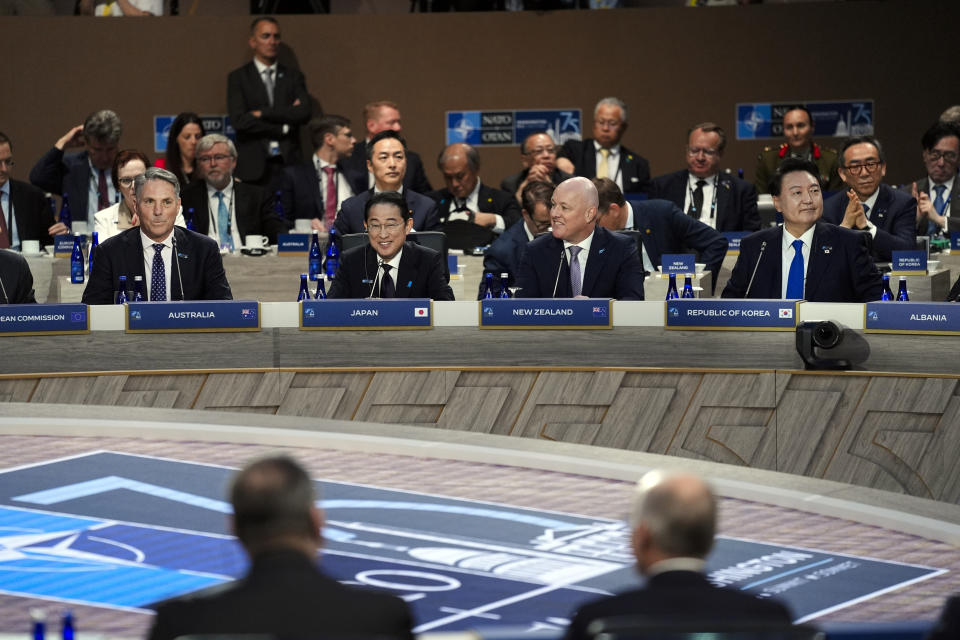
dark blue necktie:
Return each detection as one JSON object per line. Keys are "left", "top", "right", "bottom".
{"left": 150, "top": 243, "right": 166, "bottom": 301}
{"left": 785, "top": 239, "right": 804, "bottom": 299}
{"left": 930, "top": 185, "right": 947, "bottom": 235}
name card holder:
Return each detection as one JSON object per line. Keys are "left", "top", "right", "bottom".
{"left": 722, "top": 232, "right": 750, "bottom": 256}
{"left": 479, "top": 298, "right": 612, "bottom": 329}
{"left": 277, "top": 233, "right": 311, "bottom": 256}
{"left": 890, "top": 250, "right": 927, "bottom": 276}
{"left": 54, "top": 234, "right": 80, "bottom": 258}
{"left": 660, "top": 253, "right": 696, "bottom": 276}
{"left": 125, "top": 300, "right": 261, "bottom": 333}
{"left": 665, "top": 299, "right": 800, "bottom": 331}
{"left": 300, "top": 299, "right": 433, "bottom": 330}
{"left": 0, "top": 304, "right": 89, "bottom": 336}
{"left": 865, "top": 301, "right": 960, "bottom": 335}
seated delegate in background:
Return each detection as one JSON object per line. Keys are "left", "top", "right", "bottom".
{"left": 501, "top": 132, "right": 573, "bottom": 204}
{"left": 155, "top": 112, "right": 205, "bottom": 188}
{"left": 0, "top": 249, "right": 36, "bottom": 304}
{"left": 483, "top": 180, "right": 554, "bottom": 281}
{"left": 328, "top": 191, "right": 453, "bottom": 300}
{"left": 0, "top": 131, "right": 59, "bottom": 248}
{"left": 722, "top": 158, "right": 881, "bottom": 302}
{"left": 94, "top": 149, "right": 186, "bottom": 241}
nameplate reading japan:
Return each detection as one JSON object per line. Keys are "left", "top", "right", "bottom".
{"left": 479, "top": 298, "right": 612, "bottom": 329}
{"left": 660, "top": 254, "right": 696, "bottom": 276}
{"left": 865, "top": 302, "right": 960, "bottom": 335}
{"left": 125, "top": 301, "right": 260, "bottom": 333}
{"left": 301, "top": 299, "right": 433, "bottom": 330}
{"left": 0, "top": 304, "right": 89, "bottom": 336}
{"left": 665, "top": 299, "right": 799, "bottom": 331}
{"left": 891, "top": 250, "right": 927, "bottom": 275}
{"left": 277, "top": 233, "right": 310, "bottom": 255}
{"left": 722, "top": 232, "right": 749, "bottom": 255}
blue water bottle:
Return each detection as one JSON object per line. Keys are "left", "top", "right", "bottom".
{"left": 70, "top": 237, "right": 84, "bottom": 283}
{"left": 314, "top": 278, "right": 327, "bottom": 300}
{"left": 88, "top": 231, "right": 99, "bottom": 274}
{"left": 308, "top": 233, "right": 322, "bottom": 281}
{"left": 297, "top": 273, "right": 310, "bottom": 301}
{"left": 482, "top": 272, "right": 494, "bottom": 299}
{"left": 61, "top": 611, "right": 74, "bottom": 640}
{"left": 273, "top": 190, "right": 286, "bottom": 221}
{"left": 681, "top": 274, "right": 695, "bottom": 298}
{"left": 115, "top": 276, "right": 128, "bottom": 304}
{"left": 31, "top": 609, "right": 45, "bottom": 640}
{"left": 666, "top": 273, "right": 679, "bottom": 300}
{"left": 325, "top": 228, "right": 340, "bottom": 279}
{"left": 59, "top": 193, "right": 72, "bottom": 231}
{"left": 896, "top": 276, "right": 909, "bottom": 301}
{"left": 185, "top": 207, "right": 197, "bottom": 232}
{"left": 132, "top": 275, "right": 146, "bottom": 302}
{"left": 880, "top": 274, "right": 893, "bottom": 301}
{"left": 499, "top": 272, "right": 511, "bottom": 298}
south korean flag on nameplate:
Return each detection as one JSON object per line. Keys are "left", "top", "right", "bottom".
{"left": 414, "top": 307, "right": 429, "bottom": 318}
{"left": 779, "top": 308, "right": 793, "bottom": 319}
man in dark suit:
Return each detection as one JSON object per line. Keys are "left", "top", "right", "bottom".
{"left": 822, "top": 136, "right": 917, "bottom": 262}
{"left": 148, "top": 455, "right": 414, "bottom": 640}
{"left": 484, "top": 180, "right": 554, "bottom": 280}
{"left": 515, "top": 177, "right": 645, "bottom": 299}
{"left": 928, "top": 594, "right": 960, "bottom": 640}
{"left": 334, "top": 131, "right": 440, "bottom": 238}
{"left": 427, "top": 143, "right": 521, "bottom": 250}
{"left": 340, "top": 101, "right": 432, "bottom": 195}
{"left": 910, "top": 121, "right": 960, "bottom": 236}
{"left": 0, "top": 249, "right": 36, "bottom": 304}
{"left": 29, "top": 109, "right": 122, "bottom": 226}
{"left": 329, "top": 191, "right": 453, "bottom": 300}
{"left": 501, "top": 132, "right": 573, "bottom": 201}
{"left": 180, "top": 134, "right": 286, "bottom": 249}
{"left": 564, "top": 470, "right": 792, "bottom": 640}
{"left": 0, "top": 132, "right": 58, "bottom": 248}
{"left": 650, "top": 123, "right": 761, "bottom": 232}
{"left": 557, "top": 97, "right": 650, "bottom": 194}
{"left": 82, "top": 168, "right": 232, "bottom": 305}
{"left": 723, "top": 158, "right": 882, "bottom": 302}
{"left": 227, "top": 17, "right": 310, "bottom": 189}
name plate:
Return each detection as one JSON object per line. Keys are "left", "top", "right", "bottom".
{"left": 0, "top": 304, "right": 88, "bottom": 336}
{"left": 479, "top": 298, "right": 611, "bottom": 329}
{"left": 54, "top": 234, "right": 80, "bottom": 257}
{"left": 448, "top": 254, "right": 459, "bottom": 277}
{"left": 660, "top": 253, "right": 696, "bottom": 276}
{"left": 722, "top": 231, "right": 749, "bottom": 256}
{"left": 890, "top": 250, "right": 927, "bottom": 275}
{"left": 126, "top": 300, "right": 261, "bottom": 333}
{"left": 665, "top": 299, "right": 799, "bottom": 331}
{"left": 951, "top": 232, "right": 960, "bottom": 250}
{"left": 301, "top": 299, "right": 433, "bottom": 330}
{"left": 277, "top": 233, "right": 310, "bottom": 255}
{"left": 865, "top": 301, "right": 960, "bottom": 334}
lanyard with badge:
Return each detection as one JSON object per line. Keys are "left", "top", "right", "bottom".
{"left": 687, "top": 175, "right": 718, "bottom": 220}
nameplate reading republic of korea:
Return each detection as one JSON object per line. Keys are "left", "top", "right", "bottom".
{"left": 0, "top": 304, "right": 89, "bottom": 336}
{"left": 890, "top": 250, "right": 927, "bottom": 275}
{"left": 479, "top": 298, "right": 612, "bottom": 329}
{"left": 722, "top": 232, "right": 749, "bottom": 256}
{"left": 300, "top": 299, "right": 433, "bottom": 330}
{"left": 276, "top": 233, "right": 310, "bottom": 256}
{"left": 660, "top": 254, "right": 696, "bottom": 276}
{"left": 125, "top": 300, "right": 260, "bottom": 333}
{"left": 665, "top": 299, "right": 800, "bottom": 331}
{"left": 865, "top": 301, "right": 960, "bottom": 335}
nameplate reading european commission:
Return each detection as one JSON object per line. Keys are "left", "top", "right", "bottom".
{"left": 0, "top": 304, "right": 88, "bottom": 336}
{"left": 865, "top": 301, "right": 960, "bottom": 335}
{"left": 301, "top": 299, "right": 433, "bottom": 330}
{"left": 125, "top": 301, "right": 260, "bottom": 333}
{"left": 479, "top": 298, "right": 612, "bottom": 329}
{"left": 722, "top": 232, "right": 749, "bottom": 256}
{"left": 54, "top": 235, "right": 79, "bottom": 257}
{"left": 276, "top": 233, "right": 310, "bottom": 256}
{"left": 665, "top": 299, "right": 799, "bottom": 331}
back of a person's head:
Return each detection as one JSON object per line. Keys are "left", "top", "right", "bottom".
{"left": 632, "top": 471, "right": 716, "bottom": 560}
{"left": 231, "top": 455, "right": 318, "bottom": 552}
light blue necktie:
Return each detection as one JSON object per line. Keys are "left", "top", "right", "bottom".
{"left": 569, "top": 245, "right": 583, "bottom": 297}
{"left": 930, "top": 184, "right": 947, "bottom": 235}
{"left": 150, "top": 244, "right": 166, "bottom": 301}
{"left": 785, "top": 239, "right": 804, "bottom": 299}
{"left": 216, "top": 191, "right": 233, "bottom": 251}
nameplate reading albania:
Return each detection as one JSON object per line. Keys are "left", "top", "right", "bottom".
{"left": 125, "top": 301, "right": 261, "bottom": 332}
{"left": 479, "top": 298, "right": 611, "bottom": 329}
{"left": 865, "top": 301, "right": 960, "bottom": 334}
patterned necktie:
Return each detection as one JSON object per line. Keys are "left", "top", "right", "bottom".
{"left": 0, "top": 190, "right": 9, "bottom": 249}
{"left": 380, "top": 263, "right": 396, "bottom": 298}
{"left": 263, "top": 68, "right": 275, "bottom": 107}
{"left": 150, "top": 243, "right": 166, "bottom": 301}
{"left": 322, "top": 166, "right": 337, "bottom": 227}
{"left": 597, "top": 148, "right": 610, "bottom": 179}
{"left": 930, "top": 184, "right": 948, "bottom": 235}
{"left": 569, "top": 245, "right": 583, "bottom": 297}
{"left": 216, "top": 191, "right": 233, "bottom": 251}
{"left": 689, "top": 179, "right": 706, "bottom": 219}
{"left": 785, "top": 239, "right": 804, "bottom": 299}
{"left": 861, "top": 203, "right": 870, "bottom": 219}
{"left": 98, "top": 169, "right": 110, "bottom": 211}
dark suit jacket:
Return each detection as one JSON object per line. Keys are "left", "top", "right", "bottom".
{"left": 501, "top": 166, "right": 573, "bottom": 196}
{"left": 148, "top": 549, "right": 414, "bottom": 640}
{"left": 822, "top": 183, "right": 917, "bottom": 261}
{"left": 559, "top": 138, "right": 651, "bottom": 194}
{"left": 912, "top": 176, "right": 960, "bottom": 235}
{"left": 563, "top": 570, "right": 793, "bottom": 640}
{"left": 180, "top": 180, "right": 287, "bottom": 244}
{"left": 29, "top": 147, "right": 93, "bottom": 222}
{"left": 0, "top": 249, "right": 36, "bottom": 304}
{"left": 721, "top": 221, "right": 882, "bottom": 302}
{"left": 341, "top": 140, "right": 432, "bottom": 196}
{"left": 427, "top": 183, "right": 522, "bottom": 248}
{"left": 632, "top": 198, "right": 728, "bottom": 286}
{"left": 483, "top": 219, "right": 530, "bottom": 279}
{"left": 227, "top": 61, "right": 311, "bottom": 182}
{"left": 9, "top": 179, "right": 56, "bottom": 245}
{"left": 281, "top": 160, "right": 354, "bottom": 222}
{"left": 328, "top": 241, "right": 454, "bottom": 300}
{"left": 649, "top": 169, "right": 761, "bottom": 232}
{"left": 334, "top": 189, "right": 440, "bottom": 238}
{"left": 515, "top": 225, "right": 645, "bottom": 299}
{"left": 928, "top": 594, "right": 960, "bottom": 640}
{"left": 81, "top": 226, "right": 232, "bottom": 305}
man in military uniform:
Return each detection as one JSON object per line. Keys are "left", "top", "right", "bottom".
{"left": 754, "top": 106, "right": 842, "bottom": 194}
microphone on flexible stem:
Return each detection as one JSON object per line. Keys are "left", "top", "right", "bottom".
{"left": 0, "top": 272, "right": 9, "bottom": 304}
{"left": 365, "top": 246, "right": 382, "bottom": 298}
{"left": 744, "top": 241, "right": 767, "bottom": 298}
{"left": 172, "top": 236, "right": 185, "bottom": 301}
{"left": 551, "top": 246, "right": 567, "bottom": 298}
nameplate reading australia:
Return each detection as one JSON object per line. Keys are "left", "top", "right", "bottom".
{"left": 665, "top": 299, "right": 799, "bottom": 331}
{"left": 301, "top": 299, "right": 433, "bottom": 330}
{"left": 722, "top": 232, "right": 750, "bottom": 255}
{"left": 277, "top": 233, "right": 310, "bottom": 255}
{"left": 890, "top": 250, "right": 927, "bottom": 275}
{"left": 0, "top": 304, "right": 88, "bottom": 336}
{"left": 126, "top": 301, "right": 260, "bottom": 333}
{"left": 479, "top": 298, "right": 611, "bottom": 329}
{"left": 660, "top": 254, "right": 696, "bottom": 276}
{"left": 865, "top": 301, "right": 960, "bottom": 335}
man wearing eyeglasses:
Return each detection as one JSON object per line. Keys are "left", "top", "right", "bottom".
{"left": 500, "top": 132, "right": 573, "bottom": 203}
{"left": 556, "top": 97, "right": 650, "bottom": 196}
{"left": 910, "top": 121, "right": 960, "bottom": 237}
{"left": 650, "top": 123, "right": 760, "bottom": 232}
{"left": 0, "top": 131, "right": 58, "bottom": 250}
{"left": 328, "top": 191, "right": 453, "bottom": 300}
{"left": 822, "top": 136, "right": 917, "bottom": 262}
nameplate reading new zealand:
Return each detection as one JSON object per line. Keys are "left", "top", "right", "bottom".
{"left": 480, "top": 298, "right": 611, "bottom": 329}
{"left": 666, "top": 299, "right": 799, "bottom": 330}
{"left": 301, "top": 299, "right": 433, "bottom": 329}
{"left": 660, "top": 254, "right": 696, "bottom": 276}
{"left": 126, "top": 301, "right": 260, "bottom": 332}
{"left": 865, "top": 302, "right": 960, "bottom": 335}
{"left": 0, "top": 304, "right": 88, "bottom": 336}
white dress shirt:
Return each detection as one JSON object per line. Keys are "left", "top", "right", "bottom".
{"left": 594, "top": 141, "right": 622, "bottom": 191}
{"left": 252, "top": 58, "right": 287, "bottom": 144}
{"left": 140, "top": 229, "right": 173, "bottom": 301}
{"left": 683, "top": 173, "right": 718, "bottom": 229}
{"left": 86, "top": 158, "right": 116, "bottom": 228}
{"left": 372, "top": 248, "right": 403, "bottom": 298}
{"left": 0, "top": 182, "right": 19, "bottom": 249}
{"left": 315, "top": 155, "right": 353, "bottom": 213}
{"left": 563, "top": 230, "right": 594, "bottom": 295}
{"left": 780, "top": 224, "right": 815, "bottom": 299}
{"left": 206, "top": 180, "right": 242, "bottom": 252}
{"left": 446, "top": 179, "right": 505, "bottom": 233}
{"left": 927, "top": 175, "right": 954, "bottom": 229}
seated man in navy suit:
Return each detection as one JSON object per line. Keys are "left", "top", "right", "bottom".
{"left": 514, "top": 177, "right": 645, "bottom": 299}
{"left": 333, "top": 131, "right": 440, "bottom": 239}
{"left": 723, "top": 158, "right": 881, "bottom": 302}
{"left": 484, "top": 180, "right": 554, "bottom": 281}
{"left": 82, "top": 168, "right": 232, "bottom": 304}
{"left": 822, "top": 135, "right": 916, "bottom": 262}
{"left": 328, "top": 191, "right": 453, "bottom": 300}
{"left": 0, "top": 249, "right": 37, "bottom": 304}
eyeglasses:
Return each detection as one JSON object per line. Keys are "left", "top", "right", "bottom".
{"left": 528, "top": 218, "right": 551, "bottom": 232}
{"left": 925, "top": 150, "right": 959, "bottom": 163}
{"left": 524, "top": 146, "right": 556, "bottom": 156}
{"left": 197, "top": 154, "right": 232, "bottom": 165}
{"left": 595, "top": 119, "right": 622, "bottom": 129}
{"left": 0, "top": 158, "right": 14, "bottom": 168}
{"left": 367, "top": 222, "right": 403, "bottom": 235}
{"left": 118, "top": 174, "right": 145, "bottom": 187}
{"left": 842, "top": 160, "right": 882, "bottom": 174}
{"left": 686, "top": 147, "right": 719, "bottom": 157}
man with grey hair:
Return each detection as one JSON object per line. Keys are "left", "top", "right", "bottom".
{"left": 30, "top": 109, "right": 123, "bottom": 226}
{"left": 557, "top": 97, "right": 650, "bottom": 194}
{"left": 180, "top": 133, "right": 286, "bottom": 250}
{"left": 564, "top": 471, "right": 793, "bottom": 640}
{"left": 82, "top": 167, "right": 231, "bottom": 304}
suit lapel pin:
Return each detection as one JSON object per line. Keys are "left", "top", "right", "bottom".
{"left": 821, "top": 245, "right": 832, "bottom": 254}
{"left": 178, "top": 252, "right": 188, "bottom": 259}
{"left": 407, "top": 280, "right": 413, "bottom": 288}
{"left": 599, "top": 248, "right": 606, "bottom": 254}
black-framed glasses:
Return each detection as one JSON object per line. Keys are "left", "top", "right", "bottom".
{"left": 925, "top": 150, "right": 959, "bottom": 163}
{"left": 367, "top": 222, "right": 403, "bottom": 235}
{"left": 842, "top": 160, "right": 882, "bottom": 174}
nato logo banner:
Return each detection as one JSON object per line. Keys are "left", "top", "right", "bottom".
{"left": 301, "top": 299, "right": 433, "bottom": 329}
{"left": 446, "top": 109, "right": 581, "bottom": 147}
{"left": 277, "top": 233, "right": 311, "bottom": 255}
{"left": 736, "top": 100, "right": 874, "bottom": 140}
{"left": 666, "top": 299, "right": 799, "bottom": 331}
{"left": 722, "top": 231, "right": 749, "bottom": 255}
{"left": 0, "top": 304, "right": 88, "bottom": 336}
{"left": 480, "top": 298, "right": 611, "bottom": 329}
{"left": 891, "top": 250, "right": 927, "bottom": 275}
{"left": 126, "top": 300, "right": 260, "bottom": 332}
{"left": 865, "top": 301, "right": 960, "bottom": 335}
{"left": 154, "top": 115, "right": 235, "bottom": 153}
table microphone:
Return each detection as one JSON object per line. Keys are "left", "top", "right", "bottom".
{"left": 744, "top": 241, "right": 767, "bottom": 298}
